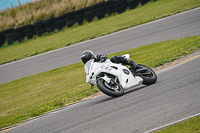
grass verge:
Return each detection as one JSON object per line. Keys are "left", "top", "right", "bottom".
{"left": 0, "top": 0, "right": 104, "bottom": 31}
{"left": 155, "top": 115, "right": 200, "bottom": 133}
{"left": 0, "top": 0, "right": 200, "bottom": 65}
{"left": 0, "top": 35, "right": 200, "bottom": 130}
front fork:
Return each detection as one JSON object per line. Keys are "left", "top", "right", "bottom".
{"left": 91, "top": 74, "right": 118, "bottom": 89}
{"left": 99, "top": 74, "right": 118, "bottom": 86}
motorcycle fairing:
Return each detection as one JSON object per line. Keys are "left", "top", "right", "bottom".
{"left": 88, "top": 59, "right": 143, "bottom": 90}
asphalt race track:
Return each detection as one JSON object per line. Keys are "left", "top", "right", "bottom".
{"left": 5, "top": 55, "right": 200, "bottom": 133}
{"left": 0, "top": 8, "right": 200, "bottom": 84}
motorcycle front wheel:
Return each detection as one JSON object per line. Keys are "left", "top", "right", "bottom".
{"left": 97, "top": 78, "right": 124, "bottom": 97}
{"left": 134, "top": 64, "right": 157, "bottom": 85}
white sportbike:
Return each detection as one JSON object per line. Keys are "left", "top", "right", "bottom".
{"left": 84, "top": 54, "right": 157, "bottom": 97}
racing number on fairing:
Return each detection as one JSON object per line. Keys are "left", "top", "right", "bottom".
{"left": 100, "top": 65, "right": 113, "bottom": 71}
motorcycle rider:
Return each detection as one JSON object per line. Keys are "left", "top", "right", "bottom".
{"left": 80, "top": 50, "right": 138, "bottom": 70}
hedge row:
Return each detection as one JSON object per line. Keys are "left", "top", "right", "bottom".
{"left": 0, "top": 0, "right": 151, "bottom": 47}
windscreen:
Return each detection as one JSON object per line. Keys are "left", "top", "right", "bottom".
{"left": 84, "top": 59, "right": 94, "bottom": 75}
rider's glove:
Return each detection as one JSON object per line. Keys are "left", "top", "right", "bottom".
{"left": 100, "top": 54, "right": 107, "bottom": 62}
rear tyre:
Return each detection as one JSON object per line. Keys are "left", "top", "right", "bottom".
{"left": 97, "top": 78, "right": 124, "bottom": 97}
{"left": 129, "top": 64, "right": 157, "bottom": 85}
{"left": 135, "top": 64, "right": 157, "bottom": 85}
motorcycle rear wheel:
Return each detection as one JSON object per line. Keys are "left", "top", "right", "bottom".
{"left": 97, "top": 78, "right": 124, "bottom": 97}
{"left": 134, "top": 64, "right": 157, "bottom": 85}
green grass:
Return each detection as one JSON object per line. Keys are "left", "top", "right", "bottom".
{"left": 1, "top": 35, "right": 200, "bottom": 130}
{"left": 0, "top": 0, "right": 104, "bottom": 31}
{"left": 155, "top": 115, "right": 200, "bottom": 133}
{"left": 0, "top": 0, "right": 200, "bottom": 65}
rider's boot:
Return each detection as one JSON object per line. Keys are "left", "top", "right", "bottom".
{"left": 127, "top": 60, "right": 138, "bottom": 77}
{"left": 128, "top": 60, "right": 138, "bottom": 69}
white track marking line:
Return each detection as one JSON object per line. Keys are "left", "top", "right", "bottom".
{"left": 144, "top": 112, "right": 200, "bottom": 133}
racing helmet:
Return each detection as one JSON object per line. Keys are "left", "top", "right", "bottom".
{"left": 81, "top": 50, "right": 94, "bottom": 64}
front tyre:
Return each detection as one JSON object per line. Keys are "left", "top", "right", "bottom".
{"left": 135, "top": 64, "right": 157, "bottom": 85}
{"left": 97, "top": 79, "right": 124, "bottom": 97}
